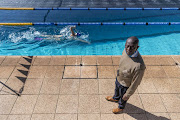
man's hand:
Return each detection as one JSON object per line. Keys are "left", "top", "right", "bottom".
{"left": 122, "top": 95, "right": 129, "bottom": 101}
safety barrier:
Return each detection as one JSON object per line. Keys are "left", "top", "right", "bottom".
{"left": 0, "top": 7, "right": 180, "bottom": 10}
{"left": 1, "top": 22, "right": 180, "bottom": 26}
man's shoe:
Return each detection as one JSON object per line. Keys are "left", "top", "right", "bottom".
{"left": 112, "top": 108, "right": 123, "bottom": 114}
{"left": 105, "top": 96, "right": 118, "bottom": 102}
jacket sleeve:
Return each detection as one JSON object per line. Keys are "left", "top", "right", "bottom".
{"left": 124, "top": 68, "right": 145, "bottom": 98}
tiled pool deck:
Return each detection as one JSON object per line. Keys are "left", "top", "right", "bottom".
{"left": 0, "top": 55, "right": 180, "bottom": 120}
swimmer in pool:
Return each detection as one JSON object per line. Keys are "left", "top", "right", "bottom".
{"left": 37, "top": 26, "right": 90, "bottom": 44}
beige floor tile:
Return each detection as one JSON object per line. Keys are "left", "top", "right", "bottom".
{"left": 0, "top": 79, "right": 8, "bottom": 90}
{"left": 169, "top": 78, "right": 180, "bottom": 93}
{"left": 33, "top": 95, "right": 58, "bottom": 113}
{"left": 22, "top": 79, "right": 43, "bottom": 94}
{"left": 54, "top": 114, "right": 77, "bottom": 120}
{"left": 79, "top": 95, "right": 100, "bottom": 113}
{"left": 11, "top": 95, "right": 38, "bottom": 114}
{"left": 0, "top": 115, "right": 8, "bottom": 120}
{"left": 78, "top": 114, "right": 100, "bottom": 120}
{"left": 144, "top": 66, "right": 167, "bottom": 78}
{"left": 0, "top": 66, "right": 15, "bottom": 78}
{"left": 49, "top": 56, "right": 66, "bottom": 65}
{"left": 140, "top": 94, "right": 167, "bottom": 112}
{"left": 138, "top": 78, "right": 158, "bottom": 93}
{"left": 172, "top": 55, "right": 180, "bottom": 64}
{"left": 157, "top": 56, "right": 176, "bottom": 66}
{"left": 100, "top": 95, "right": 118, "bottom": 113}
{"left": 100, "top": 114, "right": 124, "bottom": 120}
{"left": 81, "top": 56, "right": 97, "bottom": 65}
{"left": 33, "top": 56, "right": 51, "bottom": 65}
{"left": 1, "top": 56, "right": 21, "bottom": 66}
{"left": 9, "top": 66, "right": 29, "bottom": 79}
{"left": 63, "top": 66, "right": 80, "bottom": 78}
{"left": 99, "top": 79, "right": 115, "bottom": 94}
{"left": 45, "top": 66, "right": 64, "bottom": 78}
{"left": 163, "top": 66, "right": 180, "bottom": 78}
{"left": 31, "top": 114, "right": 54, "bottom": 120}
{"left": 7, "top": 115, "right": 31, "bottom": 120}
{"left": 65, "top": 56, "right": 81, "bottom": 65}
{"left": 169, "top": 113, "right": 180, "bottom": 120}
{"left": 79, "top": 79, "right": 98, "bottom": 95}
{"left": 17, "top": 56, "right": 34, "bottom": 66}
{"left": 146, "top": 113, "right": 170, "bottom": 120}
{"left": 112, "top": 56, "right": 121, "bottom": 65}
{"left": 81, "top": 66, "right": 97, "bottom": 78}
{"left": 0, "top": 56, "right": 5, "bottom": 65}
{"left": 124, "top": 94, "right": 145, "bottom": 113}
{"left": 0, "top": 95, "right": 17, "bottom": 114}
{"left": 123, "top": 113, "right": 147, "bottom": 120}
{"left": 153, "top": 78, "right": 179, "bottom": 93}
{"left": 97, "top": 56, "right": 113, "bottom": 65}
{"left": 113, "top": 66, "right": 119, "bottom": 77}
{"left": 60, "top": 79, "right": 79, "bottom": 95}
{"left": 56, "top": 95, "right": 78, "bottom": 113}
{"left": 142, "top": 56, "right": 160, "bottom": 66}
{"left": 98, "top": 66, "right": 116, "bottom": 78}
{"left": 28, "top": 66, "right": 47, "bottom": 78}
{"left": 0, "top": 78, "right": 24, "bottom": 95}
{"left": 161, "top": 94, "right": 180, "bottom": 112}
{"left": 40, "top": 78, "right": 61, "bottom": 94}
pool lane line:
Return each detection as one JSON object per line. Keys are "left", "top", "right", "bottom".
{"left": 0, "top": 7, "right": 180, "bottom": 10}
{"left": 1, "top": 22, "right": 180, "bottom": 26}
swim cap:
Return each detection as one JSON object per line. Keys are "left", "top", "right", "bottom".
{"left": 77, "top": 33, "right": 81, "bottom": 37}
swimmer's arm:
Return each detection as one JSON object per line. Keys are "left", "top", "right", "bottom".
{"left": 75, "top": 37, "right": 91, "bottom": 44}
{"left": 70, "top": 26, "right": 76, "bottom": 36}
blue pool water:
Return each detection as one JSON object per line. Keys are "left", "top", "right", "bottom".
{"left": 0, "top": 10, "right": 180, "bottom": 55}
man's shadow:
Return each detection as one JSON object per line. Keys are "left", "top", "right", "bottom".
{"left": 120, "top": 103, "right": 170, "bottom": 120}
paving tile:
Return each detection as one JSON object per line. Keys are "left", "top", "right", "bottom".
{"left": 0, "top": 78, "right": 24, "bottom": 95}
{"left": 33, "top": 95, "right": 58, "bottom": 113}
{"left": 124, "top": 94, "right": 145, "bottom": 113}
{"left": 7, "top": 115, "right": 31, "bottom": 120}
{"left": 17, "top": 56, "right": 35, "bottom": 66}
{"left": 97, "top": 56, "right": 113, "bottom": 65}
{"left": 49, "top": 56, "right": 66, "bottom": 65}
{"left": 0, "top": 66, "right": 15, "bottom": 78}
{"left": 9, "top": 66, "right": 29, "bottom": 79}
{"left": 79, "top": 95, "right": 100, "bottom": 113}
{"left": 153, "top": 78, "right": 179, "bottom": 93}
{"left": 79, "top": 79, "right": 98, "bottom": 94}
{"left": 81, "top": 56, "right": 97, "bottom": 65}
{"left": 11, "top": 95, "right": 38, "bottom": 114}
{"left": 60, "top": 79, "right": 79, "bottom": 94}
{"left": 161, "top": 94, "right": 180, "bottom": 112}
{"left": 63, "top": 66, "right": 80, "bottom": 78}
{"left": 33, "top": 56, "right": 51, "bottom": 65}
{"left": 81, "top": 66, "right": 97, "bottom": 78}
{"left": 98, "top": 66, "right": 116, "bottom": 78}
{"left": 162, "top": 66, "right": 180, "bottom": 78}
{"left": 56, "top": 95, "right": 78, "bottom": 113}
{"left": 142, "top": 56, "right": 160, "bottom": 66}
{"left": 78, "top": 114, "right": 100, "bottom": 120}
{"left": 28, "top": 66, "right": 47, "bottom": 78}
{"left": 22, "top": 79, "right": 43, "bottom": 95}
{"left": 100, "top": 95, "right": 118, "bottom": 113}
{"left": 0, "top": 79, "right": 8, "bottom": 90}
{"left": 138, "top": 78, "right": 158, "bottom": 93}
{"left": 169, "top": 78, "right": 180, "bottom": 93}
{"left": 156, "top": 56, "right": 176, "bottom": 65}
{"left": 99, "top": 79, "right": 115, "bottom": 94}
{"left": 0, "top": 115, "right": 8, "bottom": 120}
{"left": 169, "top": 113, "right": 180, "bottom": 120}
{"left": 45, "top": 66, "right": 64, "bottom": 78}
{"left": 54, "top": 114, "right": 77, "bottom": 120}
{"left": 31, "top": 114, "right": 54, "bottom": 120}
{"left": 100, "top": 114, "right": 124, "bottom": 120}
{"left": 146, "top": 113, "right": 170, "bottom": 120}
{"left": 113, "top": 65, "right": 119, "bottom": 77}
{"left": 40, "top": 78, "right": 61, "bottom": 94}
{"left": 0, "top": 56, "right": 5, "bottom": 65}
{"left": 112, "top": 56, "right": 121, "bottom": 65}
{"left": 65, "top": 56, "right": 81, "bottom": 65}
{"left": 144, "top": 66, "right": 167, "bottom": 78}
{"left": 0, "top": 95, "right": 17, "bottom": 114}
{"left": 140, "top": 94, "right": 167, "bottom": 112}
{"left": 1, "top": 56, "right": 21, "bottom": 66}
{"left": 172, "top": 55, "right": 180, "bottom": 64}
{"left": 123, "top": 113, "right": 147, "bottom": 120}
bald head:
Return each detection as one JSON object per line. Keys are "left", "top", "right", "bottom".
{"left": 125, "top": 36, "right": 139, "bottom": 56}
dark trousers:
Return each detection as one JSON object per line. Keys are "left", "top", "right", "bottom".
{"left": 113, "top": 78, "right": 129, "bottom": 109}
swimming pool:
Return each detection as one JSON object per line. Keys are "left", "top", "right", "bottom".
{"left": 0, "top": 10, "right": 180, "bottom": 55}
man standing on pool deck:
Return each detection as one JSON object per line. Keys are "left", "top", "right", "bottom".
{"left": 106, "top": 36, "right": 146, "bottom": 114}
